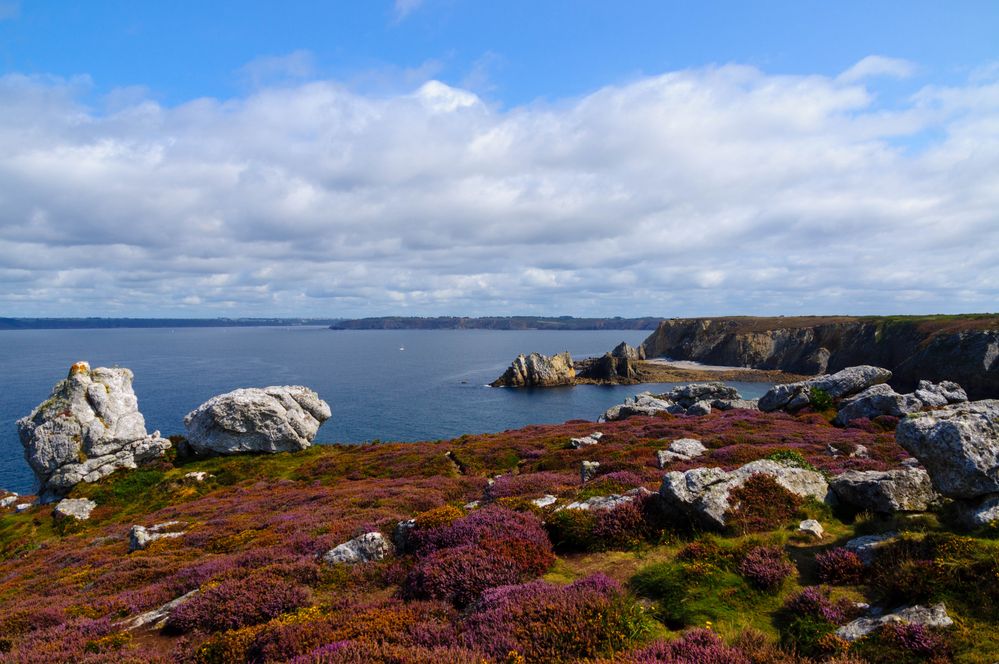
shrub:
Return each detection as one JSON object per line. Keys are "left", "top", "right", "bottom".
{"left": 815, "top": 548, "right": 865, "bottom": 585}
{"left": 629, "top": 628, "right": 750, "bottom": 664}
{"left": 546, "top": 500, "right": 651, "bottom": 553}
{"left": 852, "top": 622, "right": 950, "bottom": 663}
{"left": 737, "top": 546, "right": 794, "bottom": 591}
{"left": 165, "top": 573, "right": 310, "bottom": 633}
{"left": 288, "top": 641, "right": 486, "bottom": 664}
{"left": 413, "top": 504, "right": 464, "bottom": 530}
{"left": 407, "top": 506, "right": 550, "bottom": 557}
{"left": 778, "top": 587, "right": 860, "bottom": 657}
{"left": 765, "top": 449, "right": 817, "bottom": 471}
{"left": 725, "top": 474, "right": 803, "bottom": 534}
{"left": 544, "top": 508, "right": 597, "bottom": 552}
{"left": 809, "top": 388, "right": 834, "bottom": 411}
{"left": 461, "top": 574, "right": 649, "bottom": 662}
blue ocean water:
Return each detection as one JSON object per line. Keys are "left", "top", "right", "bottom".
{"left": 0, "top": 327, "right": 770, "bottom": 494}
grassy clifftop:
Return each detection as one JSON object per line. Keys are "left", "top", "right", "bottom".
{"left": 1, "top": 408, "right": 997, "bottom": 663}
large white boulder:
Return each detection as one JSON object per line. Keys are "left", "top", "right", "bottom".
{"left": 184, "top": 386, "right": 331, "bottom": 455}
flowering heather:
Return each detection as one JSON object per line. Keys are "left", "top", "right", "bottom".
{"left": 165, "top": 572, "right": 310, "bottom": 633}
{"left": 737, "top": 546, "right": 794, "bottom": 591}
{"left": 487, "top": 471, "right": 578, "bottom": 498}
{"left": 858, "top": 621, "right": 949, "bottom": 660}
{"left": 629, "top": 629, "right": 750, "bottom": 664}
{"left": 461, "top": 574, "right": 646, "bottom": 662}
{"left": 288, "top": 641, "right": 486, "bottom": 664}
{"left": 781, "top": 587, "right": 854, "bottom": 625}
{"left": 407, "top": 505, "right": 551, "bottom": 556}
{"left": 815, "top": 547, "right": 865, "bottom": 585}
{"left": 724, "top": 474, "right": 803, "bottom": 534}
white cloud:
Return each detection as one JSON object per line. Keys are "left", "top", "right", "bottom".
{"left": 0, "top": 62, "right": 997, "bottom": 317}
{"left": 392, "top": 0, "right": 423, "bottom": 22}
{"left": 837, "top": 55, "right": 917, "bottom": 83}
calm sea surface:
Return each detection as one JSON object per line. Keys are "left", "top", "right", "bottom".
{"left": 0, "top": 327, "right": 770, "bottom": 494}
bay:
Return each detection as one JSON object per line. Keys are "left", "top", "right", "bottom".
{"left": 0, "top": 327, "right": 770, "bottom": 494}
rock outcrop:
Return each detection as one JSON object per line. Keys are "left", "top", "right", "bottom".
{"left": 836, "top": 603, "right": 953, "bottom": 642}
{"left": 830, "top": 469, "right": 938, "bottom": 513}
{"left": 612, "top": 341, "right": 646, "bottom": 361}
{"left": 659, "top": 459, "right": 830, "bottom": 530}
{"left": 601, "top": 383, "right": 748, "bottom": 421}
{"left": 759, "top": 365, "right": 892, "bottom": 413}
{"left": 656, "top": 438, "right": 707, "bottom": 467}
{"left": 184, "top": 386, "right": 331, "bottom": 455}
{"left": 834, "top": 380, "right": 968, "bottom": 425}
{"left": 640, "top": 316, "right": 999, "bottom": 399}
{"left": 129, "top": 522, "right": 185, "bottom": 552}
{"left": 53, "top": 498, "right": 98, "bottom": 521}
{"left": 17, "top": 362, "right": 171, "bottom": 502}
{"left": 896, "top": 400, "right": 999, "bottom": 499}
{"left": 570, "top": 432, "right": 603, "bottom": 448}
{"left": 491, "top": 352, "right": 576, "bottom": 387}
{"left": 321, "top": 532, "right": 393, "bottom": 564}
{"left": 844, "top": 532, "right": 897, "bottom": 565}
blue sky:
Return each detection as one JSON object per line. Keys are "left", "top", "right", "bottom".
{"left": 0, "top": 2, "right": 997, "bottom": 317}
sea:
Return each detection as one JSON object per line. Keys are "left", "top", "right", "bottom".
{"left": 0, "top": 327, "right": 771, "bottom": 495}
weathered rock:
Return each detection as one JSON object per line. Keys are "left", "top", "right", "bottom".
{"left": 17, "top": 362, "right": 171, "bottom": 502}
{"left": 53, "top": 497, "right": 98, "bottom": 521}
{"left": 656, "top": 438, "right": 707, "bottom": 467}
{"left": 844, "top": 532, "right": 897, "bottom": 565}
{"left": 491, "top": 352, "right": 576, "bottom": 387}
{"left": 129, "top": 522, "right": 184, "bottom": 552}
{"left": 600, "top": 392, "right": 678, "bottom": 421}
{"left": 915, "top": 379, "right": 968, "bottom": 406}
{"left": 122, "top": 590, "right": 199, "bottom": 631}
{"left": 0, "top": 493, "right": 17, "bottom": 509}
{"left": 611, "top": 341, "right": 646, "bottom": 361}
{"left": 798, "top": 519, "right": 824, "bottom": 539}
{"left": 686, "top": 400, "right": 712, "bottom": 416}
{"left": 321, "top": 532, "right": 392, "bottom": 564}
{"left": 836, "top": 603, "right": 953, "bottom": 642}
{"left": 563, "top": 487, "right": 651, "bottom": 512}
{"left": 659, "top": 459, "right": 830, "bottom": 530}
{"left": 15, "top": 503, "right": 32, "bottom": 513}
{"left": 570, "top": 432, "right": 603, "bottom": 448}
{"left": 183, "top": 471, "right": 212, "bottom": 482}
{"left": 834, "top": 384, "right": 923, "bottom": 424}
{"left": 830, "top": 469, "right": 938, "bottom": 513}
{"left": 895, "top": 400, "right": 999, "bottom": 499}
{"left": 759, "top": 365, "right": 892, "bottom": 412}
{"left": 580, "top": 460, "right": 600, "bottom": 483}
{"left": 712, "top": 398, "right": 759, "bottom": 411}
{"left": 667, "top": 382, "right": 740, "bottom": 408}
{"left": 531, "top": 494, "right": 557, "bottom": 508}
{"left": 952, "top": 494, "right": 999, "bottom": 529}
{"left": 184, "top": 386, "right": 331, "bottom": 455}
{"left": 393, "top": 519, "right": 416, "bottom": 553}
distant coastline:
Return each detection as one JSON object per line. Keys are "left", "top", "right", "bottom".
{"left": 0, "top": 318, "right": 340, "bottom": 330}
{"left": 329, "top": 316, "right": 661, "bottom": 330}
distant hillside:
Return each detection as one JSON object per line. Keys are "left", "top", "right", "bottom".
{"left": 329, "top": 316, "right": 661, "bottom": 331}
{"left": 0, "top": 318, "right": 341, "bottom": 330}
{"left": 641, "top": 314, "right": 999, "bottom": 399}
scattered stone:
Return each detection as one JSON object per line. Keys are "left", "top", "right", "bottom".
{"left": 0, "top": 494, "right": 17, "bottom": 509}
{"left": 17, "top": 362, "right": 171, "bottom": 502}
{"left": 129, "top": 522, "right": 184, "bottom": 552}
{"left": 759, "top": 365, "right": 892, "bottom": 413}
{"left": 659, "top": 459, "right": 830, "bottom": 530}
{"left": 580, "top": 460, "right": 600, "bottom": 483}
{"left": 798, "top": 519, "right": 824, "bottom": 539}
{"left": 656, "top": 438, "right": 707, "bottom": 467}
{"left": 321, "top": 532, "right": 393, "bottom": 564}
{"left": 895, "top": 400, "right": 999, "bottom": 500}
{"left": 836, "top": 603, "right": 953, "bottom": 642}
{"left": 667, "top": 382, "right": 739, "bottom": 409}
{"left": 463, "top": 500, "right": 480, "bottom": 510}
{"left": 600, "top": 392, "right": 676, "bottom": 422}
{"left": 184, "top": 386, "right": 332, "bottom": 455}
{"left": 183, "top": 471, "right": 212, "bottom": 482}
{"left": 491, "top": 352, "right": 576, "bottom": 387}
{"left": 15, "top": 503, "right": 32, "bottom": 513}
{"left": 563, "top": 487, "right": 651, "bottom": 511}
{"left": 122, "top": 589, "right": 199, "bottom": 631}
{"left": 830, "top": 469, "right": 938, "bottom": 513}
{"left": 531, "top": 494, "right": 557, "bottom": 508}
{"left": 914, "top": 380, "right": 968, "bottom": 406}
{"left": 843, "top": 532, "right": 898, "bottom": 565}
{"left": 901, "top": 457, "right": 921, "bottom": 468}
{"left": 52, "top": 497, "right": 98, "bottom": 521}
{"left": 850, "top": 444, "right": 869, "bottom": 459}
{"left": 570, "top": 432, "right": 603, "bottom": 448}
{"left": 601, "top": 383, "right": 744, "bottom": 421}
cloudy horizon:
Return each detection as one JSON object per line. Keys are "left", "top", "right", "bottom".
{"left": 1, "top": 4, "right": 997, "bottom": 318}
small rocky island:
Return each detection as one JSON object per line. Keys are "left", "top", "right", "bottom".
{"left": 2, "top": 359, "right": 998, "bottom": 663}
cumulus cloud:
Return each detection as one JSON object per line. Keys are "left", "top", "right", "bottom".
{"left": 0, "top": 60, "right": 997, "bottom": 317}
{"left": 837, "top": 55, "right": 916, "bottom": 83}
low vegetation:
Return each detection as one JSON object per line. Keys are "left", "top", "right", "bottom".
{"left": 1, "top": 406, "right": 996, "bottom": 662}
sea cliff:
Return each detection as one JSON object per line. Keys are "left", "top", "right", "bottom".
{"left": 641, "top": 315, "right": 999, "bottom": 399}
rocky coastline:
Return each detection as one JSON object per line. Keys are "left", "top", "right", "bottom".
{"left": 2, "top": 360, "right": 998, "bottom": 662}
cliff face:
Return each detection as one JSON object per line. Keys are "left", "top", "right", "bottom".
{"left": 641, "top": 316, "right": 999, "bottom": 399}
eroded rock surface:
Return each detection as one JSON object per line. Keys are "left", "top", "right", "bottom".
{"left": 321, "top": 532, "right": 393, "bottom": 564}
{"left": 53, "top": 498, "right": 98, "bottom": 521}
{"left": 18, "top": 362, "right": 170, "bottom": 502}
{"left": 659, "top": 459, "right": 830, "bottom": 530}
{"left": 830, "top": 469, "right": 938, "bottom": 513}
{"left": 491, "top": 352, "right": 576, "bottom": 387}
{"left": 836, "top": 603, "right": 953, "bottom": 642}
{"left": 184, "top": 386, "right": 331, "bottom": 455}
{"left": 759, "top": 365, "right": 892, "bottom": 413}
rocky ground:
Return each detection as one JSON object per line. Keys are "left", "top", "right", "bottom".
{"left": 1, "top": 366, "right": 997, "bottom": 663}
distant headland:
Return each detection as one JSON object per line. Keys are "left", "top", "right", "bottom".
{"left": 328, "top": 316, "right": 661, "bottom": 330}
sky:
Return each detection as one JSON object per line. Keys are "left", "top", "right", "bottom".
{"left": 0, "top": 1, "right": 997, "bottom": 318}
